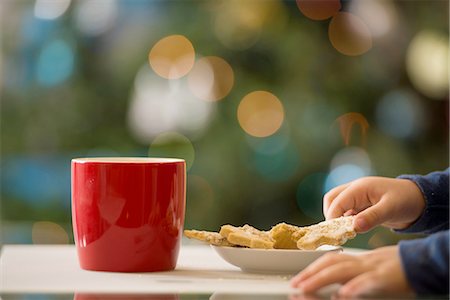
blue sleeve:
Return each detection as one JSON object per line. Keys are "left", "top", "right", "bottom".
{"left": 399, "top": 231, "right": 449, "bottom": 295}
{"left": 396, "top": 169, "right": 449, "bottom": 234}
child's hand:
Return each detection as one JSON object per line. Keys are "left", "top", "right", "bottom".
{"left": 323, "top": 177, "right": 425, "bottom": 232}
{"left": 290, "top": 246, "right": 414, "bottom": 297}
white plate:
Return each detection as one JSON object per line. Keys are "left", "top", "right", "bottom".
{"left": 211, "top": 245, "right": 342, "bottom": 274}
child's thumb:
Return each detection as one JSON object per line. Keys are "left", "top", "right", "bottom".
{"left": 354, "top": 205, "right": 387, "bottom": 233}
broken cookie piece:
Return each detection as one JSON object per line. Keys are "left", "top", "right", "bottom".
{"left": 269, "top": 223, "right": 307, "bottom": 249}
{"left": 220, "top": 224, "right": 274, "bottom": 249}
{"left": 294, "top": 216, "right": 356, "bottom": 250}
{"left": 184, "top": 229, "right": 233, "bottom": 247}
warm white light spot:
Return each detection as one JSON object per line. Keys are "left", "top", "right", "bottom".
{"left": 127, "top": 64, "right": 213, "bottom": 143}
{"left": 406, "top": 30, "right": 449, "bottom": 99}
{"left": 188, "top": 56, "right": 234, "bottom": 102}
{"left": 350, "top": 0, "right": 398, "bottom": 38}
{"left": 75, "top": 0, "right": 118, "bottom": 37}
{"left": 34, "top": 0, "right": 71, "bottom": 20}
{"left": 148, "top": 35, "right": 195, "bottom": 79}
{"left": 237, "top": 91, "right": 284, "bottom": 138}
{"left": 328, "top": 12, "right": 372, "bottom": 56}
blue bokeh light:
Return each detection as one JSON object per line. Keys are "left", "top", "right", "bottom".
{"left": 323, "top": 164, "right": 366, "bottom": 193}
{"left": 375, "top": 89, "right": 424, "bottom": 139}
{"left": 246, "top": 131, "right": 289, "bottom": 155}
{"left": 252, "top": 141, "right": 300, "bottom": 182}
{"left": 2, "top": 157, "right": 71, "bottom": 207}
{"left": 36, "top": 39, "right": 75, "bottom": 86}
{"left": 296, "top": 172, "right": 328, "bottom": 220}
{"left": 21, "top": 10, "right": 56, "bottom": 46}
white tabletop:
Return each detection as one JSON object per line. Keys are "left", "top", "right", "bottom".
{"left": 0, "top": 244, "right": 348, "bottom": 296}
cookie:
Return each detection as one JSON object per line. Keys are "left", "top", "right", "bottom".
{"left": 269, "top": 222, "right": 307, "bottom": 249}
{"left": 184, "top": 229, "right": 233, "bottom": 247}
{"left": 294, "top": 216, "right": 356, "bottom": 250}
{"left": 220, "top": 224, "right": 274, "bottom": 249}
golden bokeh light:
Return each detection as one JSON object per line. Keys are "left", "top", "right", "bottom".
{"left": 296, "top": 0, "right": 341, "bottom": 21}
{"left": 187, "top": 56, "right": 234, "bottom": 102}
{"left": 32, "top": 221, "right": 69, "bottom": 244}
{"left": 328, "top": 12, "right": 372, "bottom": 56}
{"left": 148, "top": 35, "right": 195, "bottom": 79}
{"left": 335, "top": 112, "right": 369, "bottom": 146}
{"left": 406, "top": 30, "right": 449, "bottom": 99}
{"left": 237, "top": 91, "right": 284, "bottom": 138}
{"left": 214, "top": 0, "right": 287, "bottom": 50}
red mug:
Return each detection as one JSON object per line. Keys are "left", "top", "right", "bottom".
{"left": 71, "top": 157, "right": 186, "bottom": 272}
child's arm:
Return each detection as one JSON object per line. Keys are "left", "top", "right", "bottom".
{"left": 396, "top": 169, "right": 449, "bottom": 234}
{"left": 400, "top": 231, "right": 449, "bottom": 295}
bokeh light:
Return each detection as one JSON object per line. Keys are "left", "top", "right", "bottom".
{"left": 2, "top": 156, "right": 71, "bottom": 206}
{"left": 250, "top": 136, "right": 300, "bottom": 182}
{"left": 187, "top": 56, "right": 234, "bottom": 102}
{"left": 296, "top": 0, "right": 341, "bottom": 21}
{"left": 237, "top": 91, "right": 284, "bottom": 138}
{"left": 349, "top": 0, "right": 398, "bottom": 38}
{"left": 324, "top": 164, "right": 367, "bottom": 193}
{"left": 376, "top": 89, "right": 426, "bottom": 139}
{"left": 406, "top": 30, "right": 449, "bottom": 99}
{"left": 296, "top": 172, "right": 328, "bottom": 220}
{"left": 148, "top": 131, "right": 195, "bottom": 170}
{"left": 245, "top": 129, "right": 290, "bottom": 155}
{"left": 74, "top": 0, "right": 118, "bottom": 37}
{"left": 36, "top": 39, "right": 75, "bottom": 86}
{"left": 34, "top": 0, "right": 71, "bottom": 20}
{"left": 330, "top": 146, "right": 372, "bottom": 175}
{"left": 324, "top": 146, "right": 372, "bottom": 192}
{"left": 127, "top": 64, "right": 213, "bottom": 143}
{"left": 32, "top": 221, "right": 69, "bottom": 244}
{"left": 214, "top": 0, "right": 287, "bottom": 50}
{"left": 334, "top": 112, "right": 369, "bottom": 146}
{"left": 148, "top": 35, "right": 195, "bottom": 79}
{"left": 328, "top": 12, "right": 372, "bottom": 56}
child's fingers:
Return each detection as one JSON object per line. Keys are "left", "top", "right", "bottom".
{"left": 343, "top": 209, "right": 357, "bottom": 216}
{"left": 323, "top": 183, "right": 350, "bottom": 218}
{"left": 338, "top": 272, "right": 379, "bottom": 297}
{"left": 297, "top": 261, "right": 365, "bottom": 293}
{"left": 291, "top": 253, "right": 355, "bottom": 286}
{"left": 325, "top": 184, "right": 371, "bottom": 220}
{"left": 353, "top": 198, "right": 391, "bottom": 232}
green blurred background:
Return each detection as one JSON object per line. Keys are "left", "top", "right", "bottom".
{"left": 1, "top": 0, "right": 448, "bottom": 249}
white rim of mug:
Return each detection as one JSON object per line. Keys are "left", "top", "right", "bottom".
{"left": 72, "top": 157, "right": 185, "bottom": 163}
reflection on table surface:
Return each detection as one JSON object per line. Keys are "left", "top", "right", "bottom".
{"left": 1, "top": 293, "right": 447, "bottom": 300}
